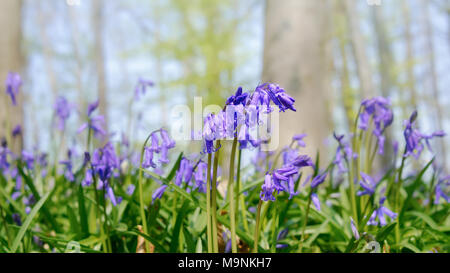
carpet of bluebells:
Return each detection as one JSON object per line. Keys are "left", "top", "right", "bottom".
{"left": 0, "top": 72, "right": 449, "bottom": 253}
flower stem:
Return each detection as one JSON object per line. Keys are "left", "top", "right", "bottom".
{"left": 206, "top": 153, "right": 212, "bottom": 253}
{"left": 227, "top": 137, "right": 238, "bottom": 253}
{"left": 253, "top": 199, "right": 263, "bottom": 253}
{"left": 137, "top": 132, "right": 154, "bottom": 252}
{"left": 211, "top": 140, "right": 221, "bottom": 253}
{"left": 395, "top": 147, "right": 407, "bottom": 250}
{"left": 298, "top": 189, "right": 312, "bottom": 253}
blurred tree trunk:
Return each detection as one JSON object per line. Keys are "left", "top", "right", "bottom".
{"left": 334, "top": 0, "right": 354, "bottom": 131}
{"left": 372, "top": 6, "right": 395, "bottom": 164}
{"left": 402, "top": 0, "right": 418, "bottom": 111}
{"left": 0, "top": 0, "right": 24, "bottom": 154}
{"left": 38, "top": 1, "right": 57, "bottom": 100}
{"left": 262, "top": 0, "right": 332, "bottom": 160}
{"left": 344, "top": 0, "right": 375, "bottom": 99}
{"left": 93, "top": 0, "right": 108, "bottom": 133}
{"left": 422, "top": 0, "right": 448, "bottom": 170}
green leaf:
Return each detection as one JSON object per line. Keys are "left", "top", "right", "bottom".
{"left": 17, "top": 165, "right": 60, "bottom": 232}
{"left": 77, "top": 184, "right": 89, "bottom": 237}
{"left": 375, "top": 222, "right": 397, "bottom": 242}
{"left": 170, "top": 200, "right": 191, "bottom": 252}
{"left": 11, "top": 191, "right": 51, "bottom": 253}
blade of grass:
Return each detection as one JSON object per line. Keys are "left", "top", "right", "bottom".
{"left": 11, "top": 191, "right": 50, "bottom": 252}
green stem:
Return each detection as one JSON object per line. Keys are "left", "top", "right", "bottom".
{"left": 137, "top": 132, "right": 155, "bottom": 252}
{"left": 206, "top": 153, "right": 212, "bottom": 253}
{"left": 253, "top": 199, "right": 263, "bottom": 253}
{"left": 270, "top": 203, "right": 279, "bottom": 253}
{"left": 0, "top": 206, "right": 12, "bottom": 248}
{"left": 211, "top": 140, "right": 221, "bottom": 253}
{"left": 227, "top": 137, "right": 238, "bottom": 253}
{"left": 89, "top": 162, "right": 107, "bottom": 253}
{"left": 299, "top": 189, "right": 312, "bottom": 253}
{"left": 395, "top": 147, "right": 407, "bottom": 250}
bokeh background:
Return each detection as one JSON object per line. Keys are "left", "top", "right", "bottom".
{"left": 0, "top": 0, "right": 449, "bottom": 171}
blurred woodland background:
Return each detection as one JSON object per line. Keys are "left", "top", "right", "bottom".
{"left": 0, "top": 0, "right": 449, "bottom": 171}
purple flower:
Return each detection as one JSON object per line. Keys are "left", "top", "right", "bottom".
{"left": 311, "top": 172, "right": 328, "bottom": 188}
{"left": 12, "top": 125, "right": 22, "bottom": 138}
{"left": 54, "top": 96, "right": 71, "bottom": 131}
{"left": 160, "top": 129, "right": 176, "bottom": 149}
{"left": 126, "top": 184, "right": 136, "bottom": 196}
{"left": 290, "top": 155, "right": 314, "bottom": 168}
{"left": 21, "top": 150, "right": 34, "bottom": 170}
{"left": 12, "top": 213, "right": 21, "bottom": 226}
{"left": 106, "top": 186, "right": 118, "bottom": 206}
{"left": 5, "top": 72, "right": 22, "bottom": 106}
{"left": 357, "top": 172, "right": 376, "bottom": 196}
{"left": 77, "top": 100, "right": 106, "bottom": 139}
{"left": 292, "top": 134, "right": 307, "bottom": 147}
{"left": 350, "top": 217, "right": 359, "bottom": 240}
{"left": 359, "top": 97, "right": 393, "bottom": 154}
{"left": 82, "top": 169, "right": 94, "bottom": 187}
{"left": 434, "top": 176, "right": 449, "bottom": 204}
{"left": 174, "top": 158, "right": 194, "bottom": 187}
{"left": 311, "top": 193, "right": 321, "bottom": 211}
{"left": 149, "top": 133, "right": 161, "bottom": 153}
{"left": 260, "top": 173, "right": 276, "bottom": 201}
{"left": 403, "top": 111, "right": 445, "bottom": 159}
{"left": 159, "top": 145, "right": 170, "bottom": 165}
{"left": 59, "top": 159, "right": 75, "bottom": 182}
{"left": 276, "top": 228, "right": 289, "bottom": 249}
{"left": 226, "top": 86, "right": 248, "bottom": 106}
{"left": 152, "top": 185, "right": 168, "bottom": 203}
{"left": 87, "top": 100, "right": 99, "bottom": 117}
{"left": 134, "top": 78, "right": 154, "bottom": 100}
{"left": 367, "top": 197, "right": 397, "bottom": 226}
{"left": 194, "top": 161, "right": 208, "bottom": 192}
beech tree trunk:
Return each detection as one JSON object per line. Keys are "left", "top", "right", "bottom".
{"left": 262, "top": 0, "right": 332, "bottom": 160}
{"left": 0, "top": 0, "right": 24, "bottom": 154}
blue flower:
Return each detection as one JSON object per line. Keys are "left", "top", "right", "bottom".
{"left": 311, "top": 172, "right": 328, "bottom": 189}
{"left": 54, "top": 96, "right": 72, "bottom": 131}
{"left": 434, "top": 176, "right": 449, "bottom": 204}
{"left": 350, "top": 217, "right": 359, "bottom": 240}
{"left": 357, "top": 172, "right": 376, "bottom": 196}
{"left": 367, "top": 197, "right": 397, "bottom": 226}
{"left": 152, "top": 185, "right": 168, "bottom": 203}
{"left": 5, "top": 72, "right": 22, "bottom": 106}
{"left": 311, "top": 193, "right": 321, "bottom": 211}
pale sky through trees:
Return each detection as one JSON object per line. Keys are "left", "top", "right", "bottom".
{"left": 11, "top": 0, "right": 450, "bottom": 169}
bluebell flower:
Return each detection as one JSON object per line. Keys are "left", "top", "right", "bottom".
{"left": 77, "top": 100, "right": 106, "bottom": 140}
{"left": 54, "top": 96, "right": 71, "bottom": 131}
{"left": 152, "top": 185, "right": 168, "bottom": 203}
{"left": 350, "top": 217, "right": 360, "bottom": 240}
{"left": 126, "top": 184, "right": 136, "bottom": 196}
{"left": 403, "top": 111, "right": 445, "bottom": 159}
{"left": 367, "top": 197, "right": 397, "bottom": 226}
{"left": 434, "top": 176, "right": 449, "bottom": 204}
{"left": 311, "top": 172, "right": 328, "bottom": 189}
{"left": 21, "top": 150, "right": 34, "bottom": 170}
{"left": 357, "top": 172, "right": 376, "bottom": 196}
{"left": 292, "top": 134, "right": 307, "bottom": 147}
{"left": 260, "top": 173, "right": 276, "bottom": 201}
{"left": 12, "top": 124, "right": 22, "bottom": 138}
{"left": 134, "top": 77, "right": 154, "bottom": 100}
{"left": 5, "top": 72, "right": 22, "bottom": 106}
{"left": 311, "top": 193, "right": 321, "bottom": 211}
{"left": 359, "top": 97, "right": 393, "bottom": 155}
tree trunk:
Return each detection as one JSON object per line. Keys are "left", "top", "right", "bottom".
{"left": 262, "top": 0, "right": 332, "bottom": 160}
{"left": 344, "top": 0, "right": 375, "bottom": 99}
{"left": 402, "top": 0, "right": 418, "bottom": 112}
{"left": 422, "top": 0, "right": 448, "bottom": 170}
{"left": 0, "top": 0, "right": 24, "bottom": 154}
{"left": 371, "top": 5, "right": 395, "bottom": 164}
{"left": 92, "top": 0, "right": 108, "bottom": 133}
